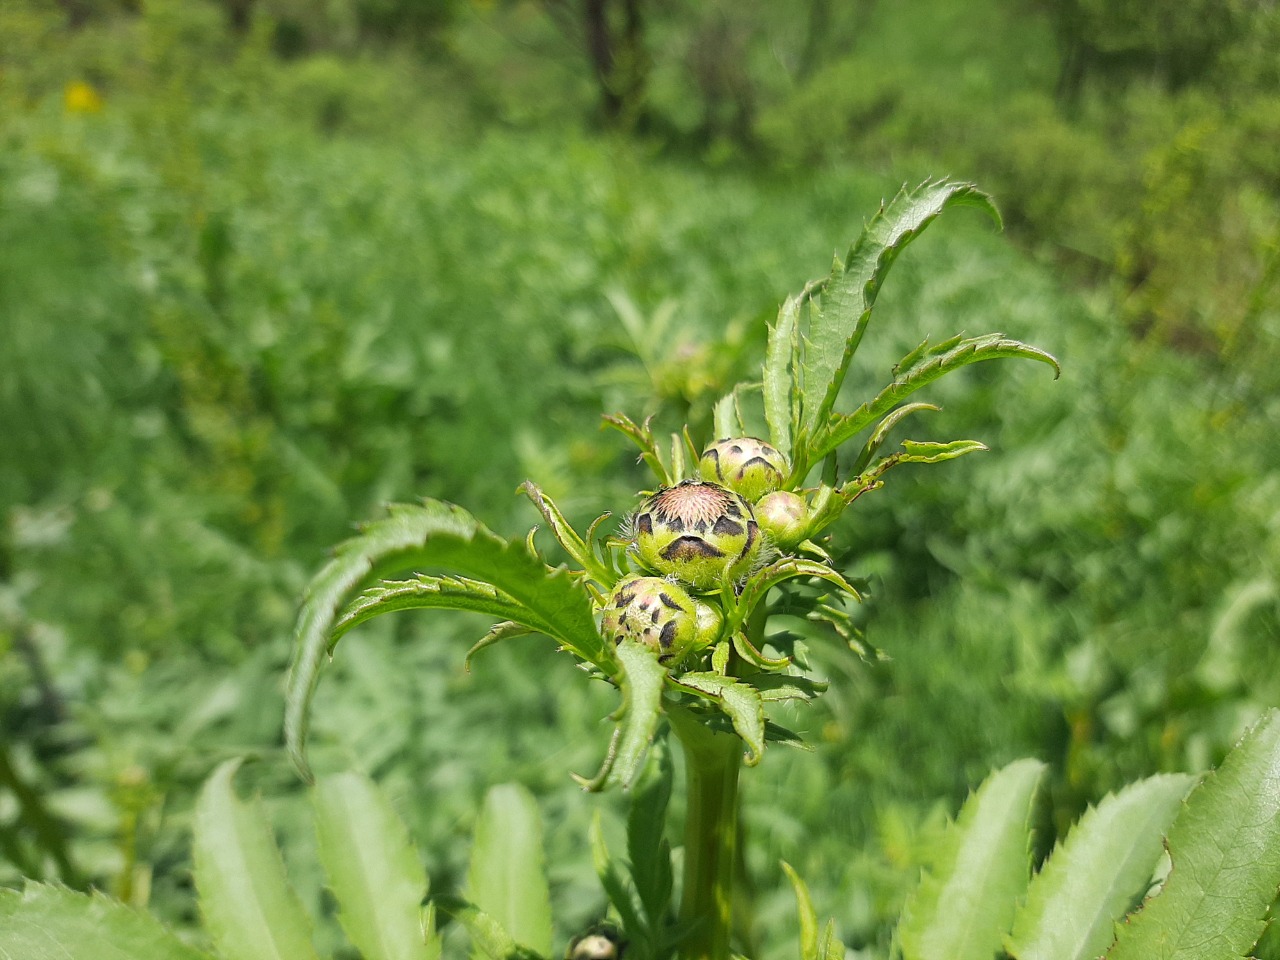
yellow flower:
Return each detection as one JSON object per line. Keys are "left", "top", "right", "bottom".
{"left": 64, "top": 81, "right": 103, "bottom": 114}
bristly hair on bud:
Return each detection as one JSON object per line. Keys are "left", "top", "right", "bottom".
{"left": 629, "top": 480, "right": 762, "bottom": 591}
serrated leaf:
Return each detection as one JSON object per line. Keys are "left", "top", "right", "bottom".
{"left": 813, "top": 333, "right": 1059, "bottom": 465}
{"left": 799, "top": 180, "right": 1000, "bottom": 439}
{"left": 0, "top": 883, "right": 215, "bottom": 960}
{"left": 285, "top": 499, "right": 608, "bottom": 780}
{"left": 628, "top": 742, "right": 675, "bottom": 928}
{"left": 589, "top": 813, "right": 646, "bottom": 937}
{"left": 782, "top": 861, "right": 820, "bottom": 960}
{"left": 1106, "top": 709, "right": 1280, "bottom": 960}
{"left": 313, "top": 772, "right": 440, "bottom": 960}
{"left": 729, "top": 558, "right": 861, "bottom": 638}
{"left": 895, "top": 439, "right": 988, "bottom": 464}
{"left": 335, "top": 576, "right": 558, "bottom": 645}
{"left": 468, "top": 784, "right": 554, "bottom": 958}
{"left": 465, "top": 621, "right": 535, "bottom": 671}
{"left": 669, "top": 673, "right": 766, "bottom": 765}
{"left": 594, "top": 638, "right": 669, "bottom": 791}
{"left": 193, "top": 760, "right": 320, "bottom": 960}
{"left": 897, "top": 758, "right": 1046, "bottom": 960}
{"left": 433, "top": 896, "right": 541, "bottom": 960}
{"left": 713, "top": 393, "right": 740, "bottom": 440}
{"left": 765, "top": 295, "right": 801, "bottom": 455}
{"left": 744, "top": 672, "right": 829, "bottom": 703}
{"left": 1006, "top": 773, "right": 1193, "bottom": 960}
{"left": 520, "top": 482, "right": 615, "bottom": 585}
{"left": 603, "top": 413, "right": 671, "bottom": 487}
{"left": 851, "top": 402, "right": 940, "bottom": 474}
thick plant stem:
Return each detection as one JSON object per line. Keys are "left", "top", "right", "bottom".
{"left": 670, "top": 704, "right": 742, "bottom": 960}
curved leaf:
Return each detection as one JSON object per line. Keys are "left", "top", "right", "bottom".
{"left": 897, "top": 758, "right": 1046, "bottom": 960}
{"left": 285, "top": 499, "right": 607, "bottom": 780}
{"left": 1006, "top": 773, "right": 1193, "bottom": 960}
{"left": 467, "top": 784, "right": 554, "bottom": 958}
{"left": 764, "top": 294, "right": 801, "bottom": 455}
{"left": 433, "top": 896, "right": 540, "bottom": 960}
{"left": 668, "top": 672, "right": 765, "bottom": 765}
{"left": 798, "top": 180, "right": 1001, "bottom": 440}
{"left": 193, "top": 760, "right": 320, "bottom": 960}
{"left": 729, "top": 558, "right": 862, "bottom": 638}
{"left": 782, "top": 861, "right": 820, "bottom": 960}
{"left": 578, "top": 638, "right": 669, "bottom": 791}
{"left": 0, "top": 883, "right": 214, "bottom": 960}
{"left": 334, "top": 576, "right": 559, "bottom": 645}
{"left": 1106, "top": 709, "right": 1280, "bottom": 960}
{"left": 813, "top": 333, "right": 1060, "bottom": 465}
{"left": 519, "top": 482, "right": 615, "bottom": 585}
{"left": 313, "top": 771, "right": 440, "bottom": 960}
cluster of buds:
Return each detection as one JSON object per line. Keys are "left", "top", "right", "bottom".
{"left": 598, "top": 436, "right": 815, "bottom": 660}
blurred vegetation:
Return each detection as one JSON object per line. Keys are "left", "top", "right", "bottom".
{"left": 1, "top": 0, "right": 1277, "bottom": 957}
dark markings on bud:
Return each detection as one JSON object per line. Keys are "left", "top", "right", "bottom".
{"left": 659, "top": 620, "right": 677, "bottom": 650}
{"left": 724, "top": 502, "right": 742, "bottom": 519}
{"left": 712, "top": 516, "right": 743, "bottom": 537}
{"left": 614, "top": 589, "right": 636, "bottom": 608}
{"left": 744, "top": 521, "right": 759, "bottom": 552}
{"left": 661, "top": 536, "right": 725, "bottom": 561}
{"left": 658, "top": 592, "right": 682, "bottom": 611}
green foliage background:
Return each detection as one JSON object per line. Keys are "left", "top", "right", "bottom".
{"left": 1, "top": 0, "right": 1277, "bottom": 957}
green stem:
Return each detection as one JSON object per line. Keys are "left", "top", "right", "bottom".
{"left": 670, "top": 604, "right": 767, "bottom": 960}
{"left": 669, "top": 704, "right": 742, "bottom": 960}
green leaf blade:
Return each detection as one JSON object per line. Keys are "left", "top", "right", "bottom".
{"left": 669, "top": 673, "right": 766, "bottom": 765}
{"left": 1106, "top": 709, "right": 1280, "bottom": 960}
{"left": 815, "top": 334, "right": 1059, "bottom": 464}
{"left": 467, "top": 783, "right": 554, "bottom": 958}
{"left": 1006, "top": 773, "right": 1194, "bottom": 960}
{"left": 765, "top": 295, "right": 801, "bottom": 455}
{"left": 313, "top": 771, "right": 440, "bottom": 960}
{"left": 0, "top": 883, "right": 215, "bottom": 960}
{"left": 603, "top": 638, "right": 670, "bottom": 790}
{"left": 897, "top": 758, "right": 1046, "bottom": 960}
{"left": 799, "top": 180, "right": 1000, "bottom": 439}
{"left": 285, "top": 499, "right": 608, "bottom": 780}
{"left": 193, "top": 760, "right": 320, "bottom": 960}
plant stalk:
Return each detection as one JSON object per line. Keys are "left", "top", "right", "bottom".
{"left": 670, "top": 703, "right": 742, "bottom": 960}
{"left": 670, "top": 604, "right": 767, "bottom": 960}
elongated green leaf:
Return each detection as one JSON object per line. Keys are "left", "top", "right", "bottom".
{"left": 897, "top": 758, "right": 1046, "bottom": 960}
{"left": 729, "top": 558, "right": 861, "bottom": 637}
{"left": 468, "top": 784, "right": 554, "bottom": 958}
{"left": 782, "top": 861, "right": 820, "bottom": 960}
{"left": 1006, "top": 773, "right": 1194, "bottom": 960}
{"left": 1107, "top": 709, "right": 1280, "bottom": 960}
{"left": 669, "top": 673, "right": 765, "bottom": 765}
{"left": 589, "top": 813, "right": 646, "bottom": 937}
{"left": 465, "top": 621, "right": 535, "bottom": 670}
{"left": 712, "top": 393, "right": 740, "bottom": 441}
{"left": 193, "top": 760, "right": 320, "bottom": 960}
{"left": 628, "top": 742, "right": 675, "bottom": 927}
{"left": 764, "top": 294, "right": 801, "bottom": 455}
{"left": 851, "top": 402, "right": 940, "bottom": 474}
{"left": 286, "top": 499, "right": 608, "bottom": 780}
{"left": 313, "top": 772, "right": 440, "bottom": 960}
{"left": 799, "top": 180, "right": 1000, "bottom": 437}
{"left": 745, "top": 672, "right": 829, "bottom": 703}
{"left": 813, "top": 333, "right": 1059, "bottom": 464}
{"left": 520, "top": 482, "right": 615, "bottom": 585}
{"left": 597, "top": 638, "right": 669, "bottom": 791}
{"left": 335, "top": 575, "right": 559, "bottom": 644}
{"left": 603, "top": 413, "right": 671, "bottom": 487}
{"left": 0, "top": 883, "right": 215, "bottom": 960}
{"left": 433, "top": 896, "right": 538, "bottom": 960}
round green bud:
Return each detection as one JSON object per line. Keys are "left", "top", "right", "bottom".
{"left": 699, "top": 437, "right": 789, "bottom": 502}
{"left": 600, "top": 575, "right": 722, "bottom": 663}
{"left": 755, "top": 490, "right": 809, "bottom": 550}
{"left": 631, "top": 480, "right": 762, "bottom": 590}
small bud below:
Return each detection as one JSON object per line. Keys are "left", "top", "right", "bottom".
{"left": 600, "top": 575, "right": 722, "bottom": 663}
{"left": 699, "top": 437, "right": 789, "bottom": 502}
{"left": 755, "top": 490, "right": 809, "bottom": 550}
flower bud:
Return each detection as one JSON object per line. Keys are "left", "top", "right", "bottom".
{"left": 631, "top": 480, "right": 762, "bottom": 590}
{"left": 754, "top": 490, "right": 809, "bottom": 550}
{"left": 699, "top": 437, "right": 788, "bottom": 502}
{"left": 600, "top": 575, "right": 722, "bottom": 662}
